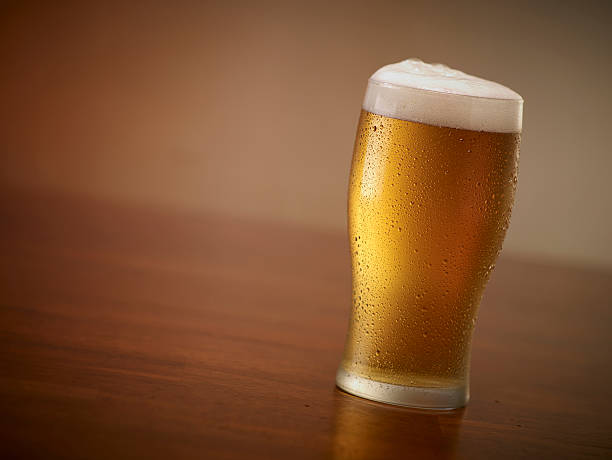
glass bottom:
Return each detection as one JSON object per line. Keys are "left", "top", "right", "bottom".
{"left": 335, "top": 367, "right": 469, "bottom": 410}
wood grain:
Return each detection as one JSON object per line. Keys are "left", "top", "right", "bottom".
{"left": 0, "top": 188, "right": 611, "bottom": 459}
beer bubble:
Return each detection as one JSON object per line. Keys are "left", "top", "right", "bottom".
{"left": 365, "top": 59, "right": 522, "bottom": 132}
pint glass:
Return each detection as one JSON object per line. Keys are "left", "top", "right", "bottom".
{"left": 336, "top": 59, "right": 523, "bottom": 409}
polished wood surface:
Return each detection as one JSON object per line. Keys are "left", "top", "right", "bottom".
{"left": 1, "top": 188, "right": 611, "bottom": 459}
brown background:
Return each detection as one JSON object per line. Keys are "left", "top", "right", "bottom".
{"left": 1, "top": 0, "right": 611, "bottom": 267}
{"left": 1, "top": 3, "right": 612, "bottom": 457}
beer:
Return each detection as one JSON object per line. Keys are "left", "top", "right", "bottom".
{"left": 336, "top": 59, "right": 523, "bottom": 409}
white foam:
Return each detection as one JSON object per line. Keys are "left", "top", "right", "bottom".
{"left": 363, "top": 59, "right": 523, "bottom": 133}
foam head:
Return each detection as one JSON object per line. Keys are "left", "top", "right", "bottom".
{"left": 363, "top": 59, "right": 523, "bottom": 133}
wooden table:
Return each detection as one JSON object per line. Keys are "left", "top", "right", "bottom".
{"left": 1, "top": 188, "right": 611, "bottom": 459}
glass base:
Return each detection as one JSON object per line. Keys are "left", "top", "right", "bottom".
{"left": 335, "top": 367, "right": 469, "bottom": 410}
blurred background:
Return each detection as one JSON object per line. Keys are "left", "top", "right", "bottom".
{"left": 1, "top": 0, "right": 611, "bottom": 268}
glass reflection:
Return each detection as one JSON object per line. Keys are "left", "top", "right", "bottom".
{"left": 331, "top": 388, "right": 465, "bottom": 459}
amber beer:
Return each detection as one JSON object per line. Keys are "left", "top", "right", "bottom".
{"left": 336, "top": 59, "right": 523, "bottom": 409}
